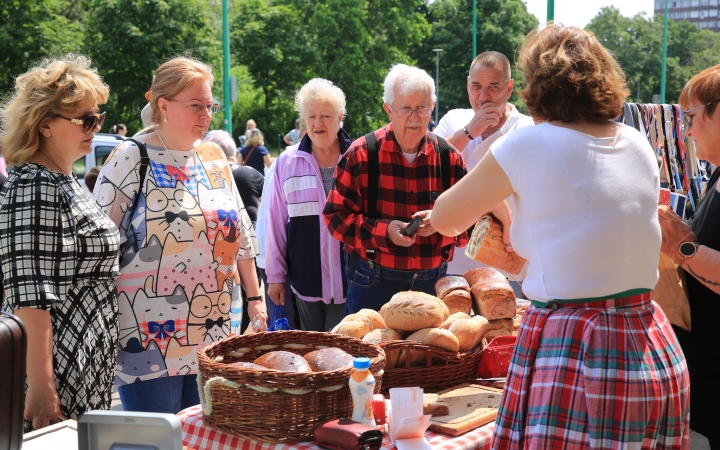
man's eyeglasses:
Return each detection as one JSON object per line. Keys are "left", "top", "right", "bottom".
{"left": 388, "top": 105, "right": 433, "bottom": 119}
{"left": 169, "top": 99, "right": 219, "bottom": 114}
{"left": 56, "top": 111, "right": 106, "bottom": 134}
{"left": 683, "top": 101, "right": 714, "bottom": 129}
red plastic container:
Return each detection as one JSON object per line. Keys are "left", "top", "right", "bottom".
{"left": 477, "top": 335, "right": 517, "bottom": 379}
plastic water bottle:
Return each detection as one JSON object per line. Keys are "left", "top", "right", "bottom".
{"left": 349, "top": 357, "right": 376, "bottom": 427}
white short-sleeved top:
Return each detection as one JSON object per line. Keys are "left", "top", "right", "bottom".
{"left": 491, "top": 123, "right": 661, "bottom": 302}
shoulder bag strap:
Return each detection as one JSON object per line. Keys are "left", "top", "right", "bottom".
{"left": 243, "top": 146, "right": 257, "bottom": 165}
{"left": 123, "top": 138, "right": 149, "bottom": 219}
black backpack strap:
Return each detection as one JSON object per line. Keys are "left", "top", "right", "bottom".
{"left": 363, "top": 131, "right": 380, "bottom": 262}
{"left": 436, "top": 135, "right": 452, "bottom": 192}
{"left": 124, "top": 138, "right": 149, "bottom": 219}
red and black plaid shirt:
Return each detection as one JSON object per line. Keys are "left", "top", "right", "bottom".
{"left": 323, "top": 123, "right": 469, "bottom": 271}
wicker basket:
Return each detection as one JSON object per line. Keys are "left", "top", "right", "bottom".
{"left": 378, "top": 340, "right": 483, "bottom": 394}
{"left": 197, "top": 330, "right": 385, "bottom": 443}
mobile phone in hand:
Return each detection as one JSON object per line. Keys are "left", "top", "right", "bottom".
{"left": 399, "top": 215, "right": 422, "bottom": 237}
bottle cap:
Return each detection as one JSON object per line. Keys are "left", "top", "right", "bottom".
{"left": 353, "top": 357, "right": 371, "bottom": 369}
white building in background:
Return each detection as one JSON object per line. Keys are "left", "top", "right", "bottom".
{"left": 655, "top": 0, "right": 720, "bottom": 32}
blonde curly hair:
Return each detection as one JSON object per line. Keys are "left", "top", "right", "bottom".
{"left": 0, "top": 54, "right": 109, "bottom": 166}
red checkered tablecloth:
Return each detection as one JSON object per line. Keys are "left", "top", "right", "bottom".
{"left": 178, "top": 405, "right": 495, "bottom": 450}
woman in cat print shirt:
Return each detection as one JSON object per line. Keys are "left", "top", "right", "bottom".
{"left": 93, "top": 56, "right": 264, "bottom": 414}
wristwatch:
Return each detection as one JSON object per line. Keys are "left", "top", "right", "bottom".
{"left": 678, "top": 241, "right": 699, "bottom": 260}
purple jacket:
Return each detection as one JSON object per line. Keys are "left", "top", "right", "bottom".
{"left": 265, "top": 131, "right": 352, "bottom": 304}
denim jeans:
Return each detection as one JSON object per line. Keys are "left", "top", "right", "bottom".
{"left": 344, "top": 256, "right": 447, "bottom": 314}
{"left": 118, "top": 374, "right": 199, "bottom": 414}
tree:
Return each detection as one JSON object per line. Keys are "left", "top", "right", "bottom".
{"left": 410, "top": 0, "right": 538, "bottom": 118}
{"left": 84, "top": 0, "right": 220, "bottom": 133}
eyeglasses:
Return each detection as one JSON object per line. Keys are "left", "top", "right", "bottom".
{"left": 683, "top": 101, "right": 713, "bottom": 129}
{"left": 168, "top": 99, "right": 219, "bottom": 114}
{"left": 388, "top": 105, "right": 433, "bottom": 119}
{"left": 56, "top": 111, "right": 106, "bottom": 134}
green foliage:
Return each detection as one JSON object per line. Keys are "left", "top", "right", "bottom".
{"left": 587, "top": 6, "right": 720, "bottom": 104}
{"left": 83, "top": 0, "right": 220, "bottom": 133}
{"left": 410, "top": 0, "right": 538, "bottom": 118}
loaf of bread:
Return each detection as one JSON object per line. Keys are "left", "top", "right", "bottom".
{"left": 355, "top": 309, "right": 386, "bottom": 329}
{"left": 303, "top": 347, "right": 354, "bottom": 372}
{"left": 439, "top": 312, "right": 472, "bottom": 330}
{"left": 434, "top": 297, "right": 450, "bottom": 322}
{"left": 253, "top": 351, "right": 313, "bottom": 372}
{"left": 331, "top": 319, "right": 373, "bottom": 338}
{"left": 484, "top": 318, "right": 513, "bottom": 340}
{"left": 398, "top": 328, "right": 461, "bottom": 367}
{"left": 464, "top": 215, "right": 526, "bottom": 275}
{"left": 340, "top": 313, "right": 376, "bottom": 329}
{"left": 379, "top": 303, "right": 389, "bottom": 321}
{"left": 449, "top": 316, "right": 489, "bottom": 352}
{"left": 363, "top": 328, "right": 402, "bottom": 368}
{"left": 434, "top": 276, "right": 470, "bottom": 299}
{"left": 463, "top": 267, "right": 507, "bottom": 288}
{"left": 383, "top": 291, "right": 446, "bottom": 331}
{"left": 229, "top": 361, "right": 277, "bottom": 371}
{"left": 471, "top": 279, "right": 516, "bottom": 320}
{"left": 441, "top": 289, "right": 472, "bottom": 315}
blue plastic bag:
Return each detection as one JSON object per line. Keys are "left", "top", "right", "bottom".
{"left": 267, "top": 304, "right": 293, "bottom": 331}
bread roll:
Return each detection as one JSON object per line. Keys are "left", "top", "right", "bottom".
{"left": 484, "top": 318, "right": 513, "bottom": 340}
{"left": 441, "top": 289, "right": 472, "bottom": 315}
{"left": 340, "top": 314, "right": 375, "bottom": 330}
{"left": 379, "top": 302, "right": 389, "bottom": 321}
{"left": 463, "top": 267, "right": 507, "bottom": 288}
{"left": 439, "top": 312, "right": 472, "bottom": 330}
{"left": 433, "top": 297, "right": 450, "bottom": 322}
{"left": 229, "top": 361, "right": 277, "bottom": 371}
{"left": 303, "top": 347, "right": 354, "bottom": 372}
{"left": 471, "top": 279, "right": 516, "bottom": 320}
{"left": 434, "top": 276, "right": 470, "bottom": 299}
{"left": 363, "top": 328, "right": 402, "bottom": 368}
{"left": 253, "top": 351, "right": 312, "bottom": 372}
{"left": 449, "top": 316, "right": 489, "bottom": 352}
{"left": 464, "top": 214, "right": 526, "bottom": 275}
{"left": 355, "top": 309, "right": 386, "bottom": 329}
{"left": 398, "top": 328, "right": 460, "bottom": 367}
{"left": 331, "top": 319, "right": 373, "bottom": 338}
{"left": 383, "top": 291, "right": 445, "bottom": 331}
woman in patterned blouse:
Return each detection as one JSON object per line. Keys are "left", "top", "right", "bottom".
{"left": 0, "top": 55, "right": 120, "bottom": 430}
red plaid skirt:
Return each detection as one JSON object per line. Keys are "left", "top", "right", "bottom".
{"left": 492, "top": 293, "right": 690, "bottom": 450}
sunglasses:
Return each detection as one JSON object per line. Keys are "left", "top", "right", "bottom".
{"left": 56, "top": 111, "right": 106, "bottom": 134}
{"left": 168, "top": 99, "right": 220, "bottom": 114}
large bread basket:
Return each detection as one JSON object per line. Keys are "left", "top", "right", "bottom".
{"left": 197, "top": 330, "right": 385, "bottom": 443}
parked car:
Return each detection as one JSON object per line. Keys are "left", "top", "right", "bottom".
{"left": 74, "top": 133, "right": 124, "bottom": 189}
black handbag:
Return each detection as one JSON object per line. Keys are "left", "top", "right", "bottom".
{"left": 0, "top": 312, "right": 27, "bottom": 450}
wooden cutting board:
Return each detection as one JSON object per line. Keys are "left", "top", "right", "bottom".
{"left": 428, "top": 383, "right": 503, "bottom": 436}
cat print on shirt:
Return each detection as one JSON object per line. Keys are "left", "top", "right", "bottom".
{"left": 214, "top": 229, "right": 241, "bottom": 290}
{"left": 197, "top": 182, "right": 241, "bottom": 244}
{"left": 164, "top": 338, "right": 201, "bottom": 377}
{"left": 145, "top": 179, "right": 207, "bottom": 244}
{"left": 116, "top": 235, "right": 162, "bottom": 295}
{"left": 115, "top": 338, "right": 168, "bottom": 386}
{"left": 95, "top": 176, "right": 134, "bottom": 225}
{"left": 187, "top": 283, "right": 231, "bottom": 345}
{"left": 157, "top": 231, "right": 218, "bottom": 295}
{"left": 196, "top": 142, "right": 233, "bottom": 190}
{"left": 117, "top": 292, "right": 141, "bottom": 348}
{"left": 132, "top": 279, "right": 189, "bottom": 354}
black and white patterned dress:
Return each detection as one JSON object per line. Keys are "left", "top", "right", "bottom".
{"left": 0, "top": 163, "right": 120, "bottom": 422}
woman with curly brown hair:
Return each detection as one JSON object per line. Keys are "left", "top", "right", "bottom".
{"left": 431, "top": 24, "right": 690, "bottom": 449}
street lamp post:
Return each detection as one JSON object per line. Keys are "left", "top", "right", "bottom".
{"left": 660, "top": 0, "right": 669, "bottom": 104}
{"left": 547, "top": 0, "right": 554, "bottom": 21}
{"left": 433, "top": 48, "right": 443, "bottom": 123}
{"left": 222, "top": 0, "right": 232, "bottom": 133}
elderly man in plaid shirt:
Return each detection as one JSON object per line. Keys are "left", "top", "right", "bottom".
{"left": 323, "top": 64, "right": 469, "bottom": 314}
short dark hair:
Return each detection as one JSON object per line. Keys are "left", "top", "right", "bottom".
{"left": 84, "top": 166, "right": 101, "bottom": 193}
{"left": 469, "top": 51, "right": 511, "bottom": 81}
{"left": 519, "top": 24, "right": 629, "bottom": 124}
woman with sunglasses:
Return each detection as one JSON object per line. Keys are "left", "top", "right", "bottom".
{"left": 659, "top": 65, "right": 720, "bottom": 449}
{"left": 92, "top": 56, "right": 264, "bottom": 414}
{"left": 0, "top": 55, "right": 120, "bottom": 431}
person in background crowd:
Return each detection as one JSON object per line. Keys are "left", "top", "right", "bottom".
{"left": 431, "top": 24, "right": 689, "bottom": 448}
{"left": 110, "top": 123, "right": 127, "bottom": 136}
{"left": 266, "top": 78, "right": 351, "bottom": 331}
{"left": 283, "top": 119, "right": 302, "bottom": 146}
{"left": 660, "top": 63, "right": 720, "bottom": 449}
{"left": 93, "top": 56, "right": 264, "bottom": 414}
{"left": 323, "top": 64, "right": 468, "bottom": 314}
{"left": 244, "top": 118, "right": 256, "bottom": 138}
{"left": 84, "top": 166, "right": 101, "bottom": 192}
{"left": 237, "top": 134, "right": 247, "bottom": 150}
{"left": 434, "top": 51, "right": 534, "bottom": 296}
{"left": 203, "top": 129, "right": 265, "bottom": 332}
{"left": 238, "top": 128, "right": 271, "bottom": 175}
{"left": 0, "top": 55, "right": 120, "bottom": 431}
{"left": 427, "top": 119, "right": 436, "bottom": 131}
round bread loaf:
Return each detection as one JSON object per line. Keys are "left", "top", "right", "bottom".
{"left": 355, "top": 309, "right": 386, "bottom": 329}
{"left": 339, "top": 314, "right": 375, "bottom": 330}
{"left": 435, "top": 276, "right": 471, "bottom": 299}
{"left": 331, "top": 319, "right": 373, "bottom": 338}
{"left": 463, "top": 267, "right": 507, "bottom": 288}
{"left": 229, "top": 361, "right": 277, "bottom": 371}
{"left": 379, "top": 303, "right": 389, "bottom": 321}
{"left": 362, "top": 328, "right": 402, "bottom": 368}
{"left": 253, "top": 351, "right": 313, "bottom": 372}
{"left": 397, "top": 328, "right": 460, "bottom": 367}
{"left": 441, "top": 289, "right": 472, "bottom": 315}
{"left": 303, "top": 347, "right": 354, "bottom": 372}
{"left": 449, "top": 316, "right": 489, "bottom": 352}
{"left": 439, "top": 312, "right": 472, "bottom": 330}
{"left": 384, "top": 291, "right": 446, "bottom": 331}
{"left": 470, "top": 279, "right": 516, "bottom": 320}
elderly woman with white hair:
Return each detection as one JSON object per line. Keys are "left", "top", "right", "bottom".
{"left": 265, "top": 78, "right": 352, "bottom": 331}
{"left": 323, "top": 64, "right": 468, "bottom": 314}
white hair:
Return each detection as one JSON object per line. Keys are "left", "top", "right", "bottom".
{"left": 382, "top": 64, "right": 436, "bottom": 105}
{"left": 295, "top": 78, "right": 346, "bottom": 119}
{"left": 203, "top": 129, "right": 236, "bottom": 160}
